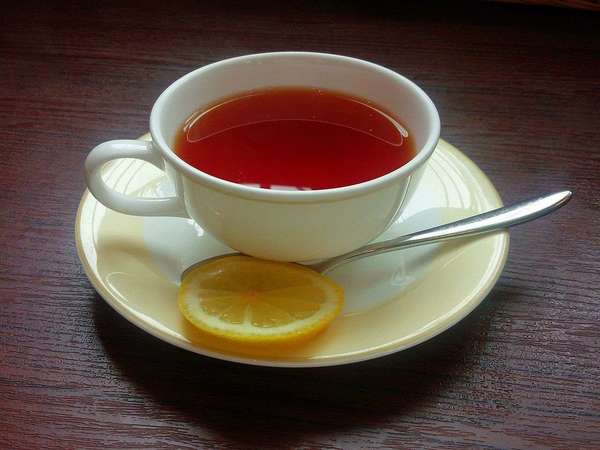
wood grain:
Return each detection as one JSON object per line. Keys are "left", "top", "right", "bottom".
{"left": 494, "top": 0, "right": 600, "bottom": 11}
{"left": 1, "top": 0, "right": 599, "bottom": 448}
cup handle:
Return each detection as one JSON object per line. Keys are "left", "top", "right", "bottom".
{"left": 85, "top": 139, "right": 188, "bottom": 217}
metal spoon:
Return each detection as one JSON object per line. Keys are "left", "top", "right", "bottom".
{"left": 182, "top": 191, "right": 571, "bottom": 277}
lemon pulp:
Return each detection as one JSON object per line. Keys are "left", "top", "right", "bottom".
{"left": 178, "top": 256, "right": 344, "bottom": 344}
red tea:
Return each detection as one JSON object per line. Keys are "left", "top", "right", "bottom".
{"left": 175, "top": 87, "right": 415, "bottom": 190}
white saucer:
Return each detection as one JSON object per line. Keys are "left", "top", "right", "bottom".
{"left": 76, "top": 136, "right": 509, "bottom": 367}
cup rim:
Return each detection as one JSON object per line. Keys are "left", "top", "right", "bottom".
{"left": 150, "top": 51, "right": 440, "bottom": 202}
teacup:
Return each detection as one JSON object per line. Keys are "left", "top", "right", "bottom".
{"left": 85, "top": 52, "right": 440, "bottom": 261}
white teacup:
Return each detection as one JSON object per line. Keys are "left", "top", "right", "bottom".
{"left": 85, "top": 52, "right": 440, "bottom": 261}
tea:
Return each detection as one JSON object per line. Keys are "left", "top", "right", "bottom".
{"left": 175, "top": 87, "right": 415, "bottom": 190}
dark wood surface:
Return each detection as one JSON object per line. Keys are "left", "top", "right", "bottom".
{"left": 497, "top": 0, "right": 600, "bottom": 11}
{"left": 1, "top": 1, "right": 599, "bottom": 448}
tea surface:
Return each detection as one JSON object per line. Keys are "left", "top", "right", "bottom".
{"left": 175, "top": 87, "right": 415, "bottom": 190}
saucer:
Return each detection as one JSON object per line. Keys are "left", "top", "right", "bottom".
{"left": 76, "top": 135, "right": 509, "bottom": 367}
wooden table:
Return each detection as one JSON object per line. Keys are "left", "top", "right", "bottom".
{"left": 2, "top": 1, "right": 599, "bottom": 448}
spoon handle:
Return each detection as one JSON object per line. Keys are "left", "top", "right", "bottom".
{"left": 316, "top": 190, "right": 572, "bottom": 273}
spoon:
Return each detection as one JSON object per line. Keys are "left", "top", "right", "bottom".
{"left": 183, "top": 190, "right": 571, "bottom": 277}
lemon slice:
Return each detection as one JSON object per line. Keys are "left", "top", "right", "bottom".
{"left": 178, "top": 255, "right": 344, "bottom": 344}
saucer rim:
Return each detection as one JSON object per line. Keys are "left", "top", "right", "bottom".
{"left": 75, "top": 138, "right": 509, "bottom": 367}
